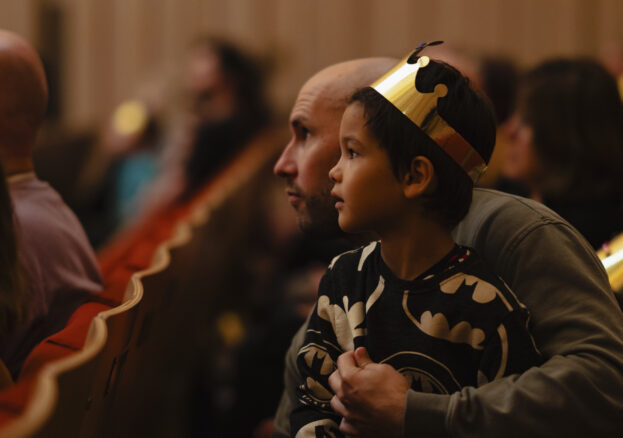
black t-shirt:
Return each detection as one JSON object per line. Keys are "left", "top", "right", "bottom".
{"left": 291, "top": 241, "right": 542, "bottom": 436}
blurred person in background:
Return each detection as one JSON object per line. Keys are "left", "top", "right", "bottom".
{"left": 0, "top": 162, "right": 28, "bottom": 388}
{"left": 476, "top": 56, "right": 520, "bottom": 188}
{"left": 180, "top": 36, "right": 272, "bottom": 198}
{"left": 0, "top": 30, "right": 102, "bottom": 377}
{"left": 504, "top": 59, "right": 623, "bottom": 249}
{"left": 75, "top": 84, "right": 165, "bottom": 247}
{"left": 77, "top": 37, "right": 272, "bottom": 244}
{"left": 599, "top": 41, "right": 623, "bottom": 98}
{"left": 135, "top": 36, "right": 272, "bottom": 219}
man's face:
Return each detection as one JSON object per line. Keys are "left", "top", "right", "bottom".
{"left": 273, "top": 78, "right": 343, "bottom": 237}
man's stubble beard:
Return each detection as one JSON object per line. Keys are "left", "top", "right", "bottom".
{"left": 297, "top": 187, "right": 343, "bottom": 239}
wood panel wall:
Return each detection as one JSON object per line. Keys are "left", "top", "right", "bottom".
{"left": 0, "top": 0, "right": 622, "bottom": 131}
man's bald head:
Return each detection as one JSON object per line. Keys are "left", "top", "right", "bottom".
{"left": 300, "top": 57, "right": 397, "bottom": 113}
{"left": 274, "top": 57, "right": 396, "bottom": 237}
{"left": 0, "top": 30, "right": 48, "bottom": 159}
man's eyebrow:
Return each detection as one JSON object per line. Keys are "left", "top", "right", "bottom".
{"left": 290, "top": 116, "right": 308, "bottom": 128}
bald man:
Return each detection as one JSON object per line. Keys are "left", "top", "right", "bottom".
{"left": 273, "top": 57, "right": 623, "bottom": 437}
{"left": 0, "top": 31, "right": 102, "bottom": 377}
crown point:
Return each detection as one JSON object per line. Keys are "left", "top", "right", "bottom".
{"left": 418, "top": 56, "right": 430, "bottom": 68}
{"left": 369, "top": 48, "right": 486, "bottom": 182}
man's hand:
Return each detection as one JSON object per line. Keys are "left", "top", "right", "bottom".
{"left": 328, "top": 347, "right": 409, "bottom": 438}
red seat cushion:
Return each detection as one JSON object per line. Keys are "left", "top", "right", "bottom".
{"left": 0, "top": 376, "right": 37, "bottom": 424}
{"left": 54, "top": 302, "right": 112, "bottom": 349}
{"left": 19, "top": 342, "right": 76, "bottom": 381}
{"left": 20, "top": 302, "right": 111, "bottom": 379}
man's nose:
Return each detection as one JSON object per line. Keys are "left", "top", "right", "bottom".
{"left": 274, "top": 142, "right": 297, "bottom": 177}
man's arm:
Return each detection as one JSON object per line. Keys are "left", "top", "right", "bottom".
{"left": 436, "top": 217, "right": 623, "bottom": 437}
{"left": 273, "top": 316, "right": 308, "bottom": 438}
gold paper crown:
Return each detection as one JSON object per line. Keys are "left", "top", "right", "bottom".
{"left": 371, "top": 42, "right": 487, "bottom": 182}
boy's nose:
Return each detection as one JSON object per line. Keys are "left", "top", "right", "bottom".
{"left": 329, "top": 162, "right": 340, "bottom": 182}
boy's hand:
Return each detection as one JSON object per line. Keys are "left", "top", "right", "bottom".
{"left": 328, "top": 347, "right": 409, "bottom": 438}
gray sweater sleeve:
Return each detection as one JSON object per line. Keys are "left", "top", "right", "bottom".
{"left": 273, "top": 314, "right": 309, "bottom": 438}
{"left": 405, "top": 192, "right": 623, "bottom": 437}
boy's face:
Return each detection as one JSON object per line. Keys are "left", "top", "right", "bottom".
{"left": 329, "top": 103, "right": 406, "bottom": 234}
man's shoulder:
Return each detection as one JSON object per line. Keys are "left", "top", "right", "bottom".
{"left": 10, "top": 177, "right": 67, "bottom": 219}
{"left": 10, "top": 177, "right": 98, "bottom": 261}
{"left": 455, "top": 189, "right": 574, "bottom": 249}
{"left": 471, "top": 188, "right": 565, "bottom": 225}
{"left": 455, "top": 188, "right": 607, "bottom": 295}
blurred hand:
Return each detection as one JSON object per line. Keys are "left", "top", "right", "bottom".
{"left": 328, "top": 347, "right": 409, "bottom": 438}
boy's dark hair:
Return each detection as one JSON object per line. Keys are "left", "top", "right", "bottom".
{"left": 350, "top": 59, "right": 496, "bottom": 229}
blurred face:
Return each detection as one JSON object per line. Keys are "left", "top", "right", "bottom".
{"left": 185, "top": 48, "right": 237, "bottom": 124}
{"left": 273, "top": 77, "right": 342, "bottom": 237}
{"left": 329, "top": 103, "right": 405, "bottom": 234}
{"left": 503, "top": 113, "right": 540, "bottom": 185}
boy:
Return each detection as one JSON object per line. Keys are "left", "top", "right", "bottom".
{"left": 290, "top": 44, "right": 542, "bottom": 437}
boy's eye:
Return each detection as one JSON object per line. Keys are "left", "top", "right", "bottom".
{"left": 347, "top": 148, "right": 358, "bottom": 158}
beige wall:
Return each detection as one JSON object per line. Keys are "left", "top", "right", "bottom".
{"left": 1, "top": 0, "right": 622, "bottom": 131}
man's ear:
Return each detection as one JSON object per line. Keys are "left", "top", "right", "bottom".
{"left": 403, "top": 156, "right": 435, "bottom": 199}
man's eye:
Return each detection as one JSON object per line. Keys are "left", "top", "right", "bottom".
{"left": 300, "top": 127, "right": 310, "bottom": 140}
{"left": 347, "top": 148, "right": 358, "bottom": 158}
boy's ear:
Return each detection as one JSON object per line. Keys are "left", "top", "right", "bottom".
{"left": 403, "top": 156, "right": 436, "bottom": 199}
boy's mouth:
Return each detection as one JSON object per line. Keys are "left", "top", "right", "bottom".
{"left": 330, "top": 190, "right": 344, "bottom": 209}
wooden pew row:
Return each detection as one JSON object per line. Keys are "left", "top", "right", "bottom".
{"left": 87, "top": 128, "right": 285, "bottom": 437}
{"left": 0, "top": 128, "right": 284, "bottom": 436}
{"left": 78, "top": 222, "right": 193, "bottom": 438}
{"left": 0, "top": 221, "right": 193, "bottom": 436}
{"left": 0, "top": 306, "right": 109, "bottom": 437}
{"left": 0, "top": 219, "right": 192, "bottom": 437}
